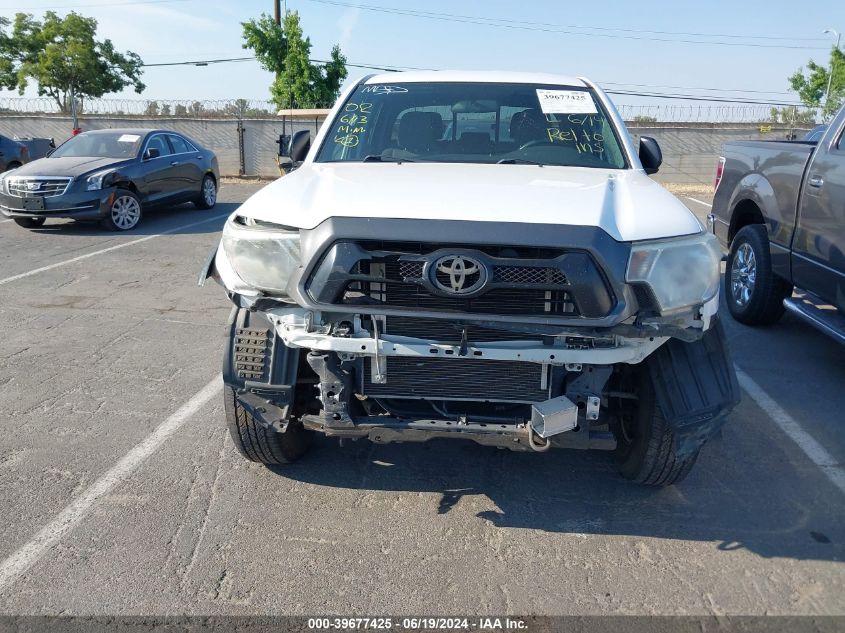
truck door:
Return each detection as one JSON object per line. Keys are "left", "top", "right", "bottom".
{"left": 792, "top": 113, "right": 845, "bottom": 311}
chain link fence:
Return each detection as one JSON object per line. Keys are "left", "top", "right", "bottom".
{"left": 0, "top": 97, "right": 820, "bottom": 182}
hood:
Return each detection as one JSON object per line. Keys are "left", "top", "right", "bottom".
{"left": 10, "top": 156, "right": 133, "bottom": 178}
{"left": 236, "top": 163, "right": 703, "bottom": 242}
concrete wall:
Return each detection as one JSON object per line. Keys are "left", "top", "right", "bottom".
{"left": 0, "top": 114, "right": 325, "bottom": 178}
{"left": 627, "top": 123, "right": 812, "bottom": 185}
{"left": 0, "top": 114, "right": 813, "bottom": 183}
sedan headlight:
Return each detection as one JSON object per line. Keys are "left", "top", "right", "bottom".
{"left": 626, "top": 231, "right": 721, "bottom": 314}
{"left": 221, "top": 215, "right": 301, "bottom": 294}
{"left": 86, "top": 170, "right": 114, "bottom": 191}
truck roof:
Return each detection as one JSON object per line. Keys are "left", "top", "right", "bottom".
{"left": 363, "top": 70, "right": 589, "bottom": 87}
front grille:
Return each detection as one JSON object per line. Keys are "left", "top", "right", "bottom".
{"left": 351, "top": 282, "right": 575, "bottom": 315}
{"left": 308, "top": 240, "right": 615, "bottom": 319}
{"left": 343, "top": 260, "right": 577, "bottom": 316}
{"left": 493, "top": 266, "right": 567, "bottom": 285}
{"left": 385, "top": 316, "right": 538, "bottom": 342}
{"left": 362, "top": 356, "right": 549, "bottom": 403}
{"left": 6, "top": 177, "right": 71, "bottom": 198}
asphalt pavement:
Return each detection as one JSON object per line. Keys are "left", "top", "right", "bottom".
{"left": 0, "top": 185, "right": 843, "bottom": 616}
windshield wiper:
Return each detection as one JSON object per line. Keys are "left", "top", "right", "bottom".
{"left": 361, "top": 155, "right": 415, "bottom": 163}
{"left": 496, "top": 158, "right": 544, "bottom": 166}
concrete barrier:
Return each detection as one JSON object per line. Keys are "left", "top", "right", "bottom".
{"left": 0, "top": 114, "right": 812, "bottom": 184}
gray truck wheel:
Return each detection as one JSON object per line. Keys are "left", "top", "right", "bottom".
{"left": 614, "top": 372, "right": 698, "bottom": 486}
{"left": 725, "top": 224, "right": 791, "bottom": 325}
{"left": 224, "top": 386, "right": 312, "bottom": 464}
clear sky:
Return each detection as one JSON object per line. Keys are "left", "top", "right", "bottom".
{"left": 0, "top": 0, "right": 841, "bottom": 110}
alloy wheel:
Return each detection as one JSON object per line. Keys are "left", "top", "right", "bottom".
{"left": 111, "top": 195, "right": 141, "bottom": 230}
{"left": 730, "top": 242, "right": 757, "bottom": 307}
{"left": 203, "top": 177, "right": 217, "bottom": 207}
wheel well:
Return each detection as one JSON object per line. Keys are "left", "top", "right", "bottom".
{"left": 204, "top": 171, "right": 217, "bottom": 184}
{"left": 116, "top": 180, "right": 139, "bottom": 195}
{"left": 728, "top": 199, "right": 764, "bottom": 243}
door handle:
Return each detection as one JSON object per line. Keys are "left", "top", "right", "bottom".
{"left": 170, "top": 161, "right": 179, "bottom": 166}
{"left": 808, "top": 175, "right": 824, "bottom": 188}
{"left": 196, "top": 155, "right": 203, "bottom": 159}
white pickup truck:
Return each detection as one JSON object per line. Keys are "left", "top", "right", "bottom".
{"left": 202, "top": 71, "right": 739, "bottom": 486}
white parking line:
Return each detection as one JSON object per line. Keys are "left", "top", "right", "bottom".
{"left": 736, "top": 368, "right": 845, "bottom": 496}
{"left": 0, "top": 376, "right": 222, "bottom": 593}
{"left": 686, "top": 197, "right": 713, "bottom": 208}
{"left": 0, "top": 212, "right": 230, "bottom": 286}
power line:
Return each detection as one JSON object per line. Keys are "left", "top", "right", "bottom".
{"left": 598, "top": 81, "right": 794, "bottom": 96}
{"left": 140, "top": 55, "right": 432, "bottom": 72}
{"left": 304, "top": 0, "right": 831, "bottom": 50}
{"left": 605, "top": 90, "right": 803, "bottom": 106}
{"left": 139, "top": 55, "right": 804, "bottom": 104}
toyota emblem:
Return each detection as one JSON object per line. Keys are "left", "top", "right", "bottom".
{"left": 432, "top": 255, "right": 487, "bottom": 295}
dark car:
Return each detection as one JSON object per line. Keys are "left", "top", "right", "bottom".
{"left": 0, "top": 128, "right": 219, "bottom": 230}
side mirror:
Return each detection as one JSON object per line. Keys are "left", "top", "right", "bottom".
{"left": 286, "top": 130, "right": 311, "bottom": 163}
{"left": 638, "top": 136, "right": 662, "bottom": 175}
{"left": 276, "top": 134, "right": 291, "bottom": 157}
{"left": 143, "top": 147, "right": 160, "bottom": 161}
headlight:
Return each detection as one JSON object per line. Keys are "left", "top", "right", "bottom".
{"left": 221, "top": 215, "right": 301, "bottom": 294}
{"left": 626, "top": 231, "right": 721, "bottom": 314}
{"left": 86, "top": 170, "right": 114, "bottom": 191}
{"left": 0, "top": 174, "right": 7, "bottom": 195}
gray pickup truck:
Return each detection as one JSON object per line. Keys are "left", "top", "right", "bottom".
{"left": 712, "top": 104, "right": 845, "bottom": 343}
{"left": 0, "top": 134, "right": 54, "bottom": 171}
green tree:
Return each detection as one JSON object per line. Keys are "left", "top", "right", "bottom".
{"left": 768, "top": 106, "right": 816, "bottom": 125}
{"left": 0, "top": 11, "right": 144, "bottom": 112}
{"left": 242, "top": 10, "right": 347, "bottom": 110}
{"left": 144, "top": 100, "right": 160, "bottom": 116}
{"left": 789, "top": 47, "right": 845, "bottom": 120}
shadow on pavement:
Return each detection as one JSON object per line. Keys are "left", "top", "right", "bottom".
{"left": 270, "top": 430, "right": 845, "bottom": 563}
{"left": 25, "top": 202, "right": 237, "bottom": 237}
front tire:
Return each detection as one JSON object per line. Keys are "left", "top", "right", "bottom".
{"left": 613, "top": 370, "right": 699, "bottom": 486}
{"left": 13, "top": 217, "right": 46, "bottom": 229}
{"left": 725, "top": 224, "right": 792, "bottom": 325}
{"left": 224, "top": 386, "right": 312, "bottom": 465}
{"left": 101, "top": 189, "right": 142, "bottom": 231}
{"left": 194, "top": 174, "right": 217, "bottom": 209}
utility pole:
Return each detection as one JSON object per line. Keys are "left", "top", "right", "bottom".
{"left": 823, "top": 29, "right": 841, "bottom": 119}
{"left": 274, "top": 0, "right": 281, "bottom": 25}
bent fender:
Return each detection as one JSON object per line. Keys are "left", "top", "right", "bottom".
{"left": 647, "top": 318, "right": 740, "bottom": 456}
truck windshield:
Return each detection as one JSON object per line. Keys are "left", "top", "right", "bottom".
{"left": 315, "top": 82, "right": 627, "bottom": 169}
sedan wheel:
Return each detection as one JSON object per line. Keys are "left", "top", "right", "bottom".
{"left": 195, "top": 175, "right": 217, "bottom": 209}
{"left": 102, "top": 191, "right": 142, "bottom": 231}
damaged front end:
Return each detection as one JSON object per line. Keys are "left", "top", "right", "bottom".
{"left": 204, "top": 215, "right": 738, "bottom": 457}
